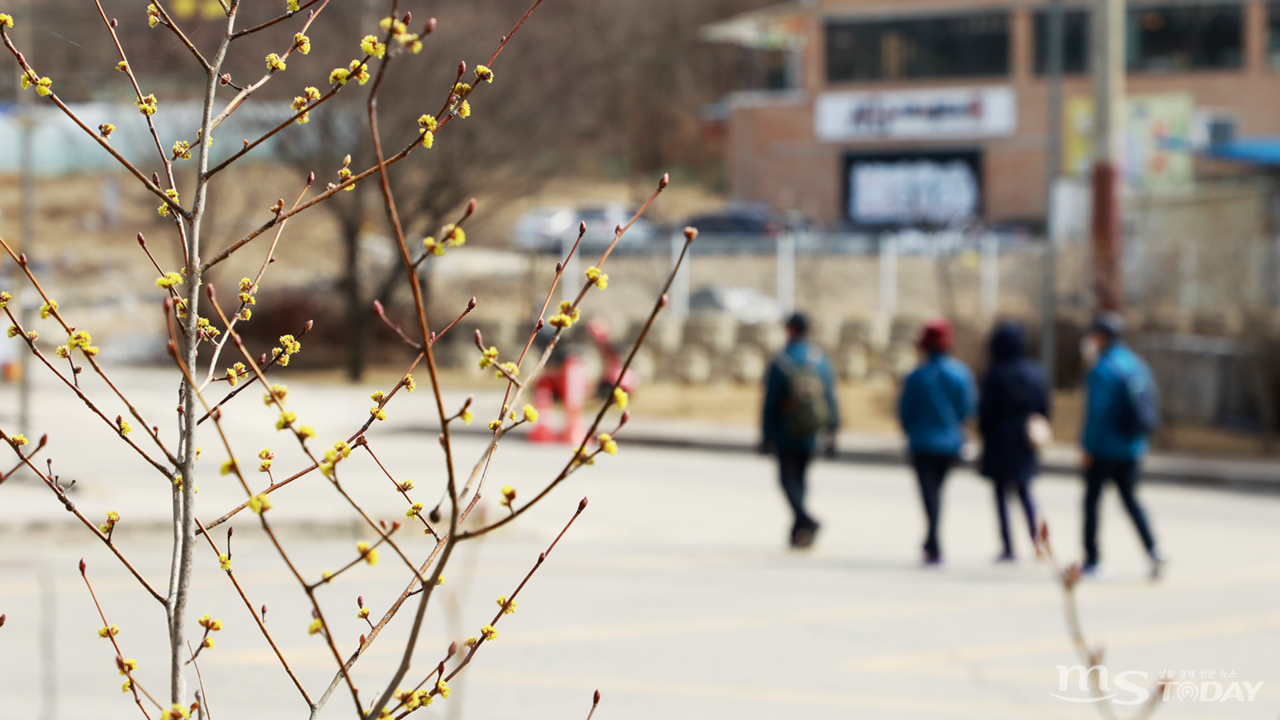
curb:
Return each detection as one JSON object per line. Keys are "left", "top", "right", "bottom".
{"left": 430, "top": 425, "right": 1280, "bottom": 496}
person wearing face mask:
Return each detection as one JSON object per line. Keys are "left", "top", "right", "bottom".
{"left": 1079, "top": 312, "right": 1165, "bottom": 580}
{"left": 898, "top": 318, "right": 977, "bottom": 566}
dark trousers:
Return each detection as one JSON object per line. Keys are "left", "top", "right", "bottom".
{"left": 778, "top": 450, "right": 817, "bottom": 537}
{"left": 1083, "top": 458, "right": 1157, "bottom": 566}
{"left": 911, "top": 453, "right": 955, "bottom": 559}
{"left": 993, "top": 477, "right": 1038, "bottom": 556}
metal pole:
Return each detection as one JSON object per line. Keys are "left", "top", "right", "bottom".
{"left": 1042, "top": 0, "right": 1065, "bottom": 386}
{"left": 879, "top": 234, "right": 897, "bottom": 318}
{"left": 1091, "top": 0, "right": 1125, "bottom": 311}
{"left": 980, "top": 234, "right": 999, "bottom": 316}
{"left": 776, "top": 231, "right": 796, "bottom": 315}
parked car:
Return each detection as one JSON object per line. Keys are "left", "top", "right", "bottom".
{"left": 688, "top": 286, "right": 783, "bottom": 325}
{"left": 513, "top": 202, "right": 658, "bottom": 252}
{"left": 683, "top": 210, "right": 782, "bottom": 238}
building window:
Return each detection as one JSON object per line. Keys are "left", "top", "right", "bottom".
{"left": 1033, "top": 8, "right": 1090, "bottom": 75}
{"left": 1126, "top": 4, "right": 1243, "bottom": 73}
{"left": 1268, "top": 2, "right": 1280, "bottom": 67}
{"left": 826, "top": 13, "right": 1010, "bottom": 83}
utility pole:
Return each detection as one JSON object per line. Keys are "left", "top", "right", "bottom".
{"left": 1042, "top": 0, "right": 1065, "bottom": 386}
{"left": 1091, "top": 0, "right": 1125, "bottom": 311}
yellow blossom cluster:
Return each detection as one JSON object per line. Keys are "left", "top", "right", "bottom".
{"left": 172, "top": 140, "right": 191, "bottom": 160}
{"left": 67, "top": 329, "right": 98, "bottom": 357}
{"left": 586, "top": 266, "right": 608, "bottom": 290}
{"left": 496, "top": 595, "right": 517, "bottom": 614}
{"left": 442, "top": 224, "right": 466, "bottom": 247}
{"left": 548, "top": 301, "right": 580, "bottom": 329}
{"left": 294, "top": 32, "right": 310, "bottom": 54}
{"left": 599, "top": 433, "right": 618, "bottom": 456}
{"left": 99, "top": 509, "right": 120, "bottom": 534}
{"left": 157, "top": 188, "right": 180, "bottom": 217}
{"left": 360, "top": 35, "right": 386, "bottom": 59}
{"left": 291, "top": 86, "right": 321, "bottom": 123}
{"left": 272, "top": 334, "right": 301, "bottom": 366}
{"left": 226, "top": 361, "right": 247, "bottom": 386}
{"left": 356, "top": 541, "right": 379, "bottom": 566}
{"left": 318, "top": 440, "right": 350, "bottom": 478}
{"left": 258, "top": 448, "right": 274, "bottom": 473}
{"left": 265, "top": 53, "right": 287, "bottom": 72}
{"left": 247, "top": 493, "right": 272, "bottom": 514}
{"left": 263, "top": 383, "right": 288, "bottom": 406}
{"left": 136, "top": 93, "right": 158, "bottom": 116}
{"left": 381, "top": 16, "right": 423, "bottom": 52}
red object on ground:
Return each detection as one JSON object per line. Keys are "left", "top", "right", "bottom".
{"left": 528, "top": 354, "right": 587, "bottom": 444}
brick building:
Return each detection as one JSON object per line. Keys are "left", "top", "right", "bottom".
{"left": 705, "top": 0, "right": 1280, "bottom": 229}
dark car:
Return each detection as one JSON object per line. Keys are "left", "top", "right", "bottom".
{"left": 684, "top": 211, "right": 781, "bottom": 238}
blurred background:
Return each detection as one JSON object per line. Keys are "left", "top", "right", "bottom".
{"left": 2, "top": 2, "right": 1280, "bottom": 719}
{"left": 4, "top": 0, "right": 1280, "bottom": 454}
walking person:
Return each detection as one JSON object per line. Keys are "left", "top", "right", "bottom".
{"left": 898, "top": 318, "right": 976, "bottom": 565}
{"left": 761, "top": 313, "right": 840, "bottom": 549}
{"left": 1079, "top": 313, "right": 1165, "bottom": 579}
{"left": 978, "top": 321, "right": 1050, "bottom": 562}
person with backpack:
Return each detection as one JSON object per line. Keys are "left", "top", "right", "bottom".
{"left": 978, "top": 321, "right": 1050, "bottom": 562}
{"left": 898, "top": 318, "right": 977, "bottom": 566}
{"left": 761, "top": 313, "right": 839, "bottom": 549}
{"left": 1080, "top": 312, "right": 1165, "bottom": 579}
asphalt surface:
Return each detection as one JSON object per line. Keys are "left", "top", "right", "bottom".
{"left": 0, "top": 367, "right": 1278, "bottom": 719}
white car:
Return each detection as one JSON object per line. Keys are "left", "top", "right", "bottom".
{"left": 513, "top": 202, "right": 658, "bottom": 252}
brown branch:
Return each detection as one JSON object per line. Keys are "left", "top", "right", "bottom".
{"left": 460, "top": 224, "right": 693, "bottom": 540}
{"left": 230, "top": 0, "right": 325, "bottom": 40}
{"left": 0, "top": 433, "right": 165, "bottom": 604}
{"left": 0, "top": 29, "right": 186, "bottom": 215}
{"left": 196, "top": 520, "right": 314, "bottom": 708}
{"left": 79, "top": 560, "right": 161, "bottom": 717}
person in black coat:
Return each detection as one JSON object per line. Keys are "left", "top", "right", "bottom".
{"left": 978, "top": 322, "right": 1050, "bottom": 561}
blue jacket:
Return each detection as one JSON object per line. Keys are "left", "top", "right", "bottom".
{"left": 899, "top": 353, "right": 976, "bottom": 457}
{"left": 978, "top": 323, "right": 1050, "bottom": 482}
{"left": 1082, "top": 342, "right": 1154, "bottom": 461}
{"left": 762, "top": 340, "right": 840, "bottom": 454}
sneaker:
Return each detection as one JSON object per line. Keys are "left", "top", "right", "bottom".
{"left": 790, "top": 527, "right": 816, "bottom": 549}
{"left": 995, "top": 552, "right": 1016, "bottom": 564}
{"left": 1080, "top": 563, "right": 1105, "bottom": 580}
{"left": 1149, "top": 551, "right": 1167, "bottom": 581}
{"left": 922, "top": 551, "right": 944, "bottom": 567}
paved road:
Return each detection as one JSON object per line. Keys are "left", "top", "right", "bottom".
{"left": 0, "top": 368, "right": 1278, "bottom": 719}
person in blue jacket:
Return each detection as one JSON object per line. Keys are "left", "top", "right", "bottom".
{"left": 761, "top": 313, "right": 840, "bottom": 549}
{"left": 1080, "top": 312, "right": 1164, "bottom": 579}
{"left": 899, "top": 318, "right": 976, "bottom": 565}
{"left": 978, "top": 321, "right": 1050, "bottom": 562}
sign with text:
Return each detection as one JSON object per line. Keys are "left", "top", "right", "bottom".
{"left": 816, "top": 87, "right": 1016, "bottom": 141}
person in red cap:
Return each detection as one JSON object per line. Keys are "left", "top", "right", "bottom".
{"left": 898, "top": 317, "right": 976, "bottom": 565}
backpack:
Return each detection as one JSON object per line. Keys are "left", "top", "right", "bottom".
{"left": 778, "top": 349, "right": 831, "bottom": 438}
{"left": 1117, "top": 361, "right": 1160, "bottom": 437}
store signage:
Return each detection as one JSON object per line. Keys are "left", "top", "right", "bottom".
{"left": 816, "top": 86, "right": 1016, "bottom": 141}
